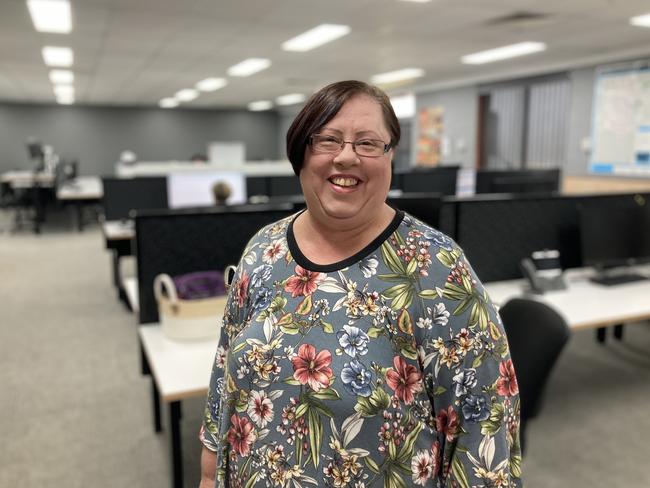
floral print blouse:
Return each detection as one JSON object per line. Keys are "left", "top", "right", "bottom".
{"left": 201, "top": 210, "right": 523, "bottom": 488}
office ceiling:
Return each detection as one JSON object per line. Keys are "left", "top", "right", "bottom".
{"left": 1, "top": 0, "right": 650, "bottom": 109}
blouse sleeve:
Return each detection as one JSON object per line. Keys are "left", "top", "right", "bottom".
{"left": 417, "top": 248, "right": 523, "bottom": 487}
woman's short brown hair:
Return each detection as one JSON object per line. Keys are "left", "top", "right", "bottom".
{"left": 285, "top": 80, "right": 400, "bottom": 175}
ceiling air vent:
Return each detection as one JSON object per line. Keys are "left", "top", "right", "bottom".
{"left": 487, "top": 11, "right": 552, "bottom": 26}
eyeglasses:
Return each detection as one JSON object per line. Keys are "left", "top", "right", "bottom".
{"left": 309, "top": 133, "right": 391, "bottom": 158}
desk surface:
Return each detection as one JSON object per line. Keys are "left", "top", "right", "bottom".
{"left": 138, "top": 325, "right": 218, "bottom": 402}
{"left": 486, "top": 266, "right": 650, "bottom": 330}
{"left": 102, "top": 220, "right": 135, "bottom": 241}
{"left": 1, "top": 170, "right": 55, "bottom": 188}
{"left": 57, "top": 176, "right": 103, "bottom": 200}
{"left": 123, "top": 277, "right": 139, "bottom": 313}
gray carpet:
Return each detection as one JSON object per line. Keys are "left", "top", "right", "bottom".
{"left": 1, "top": 221, "right": 649, "bottom": 487}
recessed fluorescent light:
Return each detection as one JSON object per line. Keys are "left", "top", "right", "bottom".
{"left": 42, "top": 46, "right": 73, "bottom": 67}
{"left": 275, "top": 93, "right": 306, "bottom": 106}
{"left": 461, "top": 42, "right": 547, "bottom": 65}
{"left": 49, "top": 69, "right": 74, "bottom": 84}
{"left": 195, "top": 77, "right": 227, "bottom": 92}
{"left": 174, "top": 89, "right": 199, "bottom": 102}
{"left": 398, "top": 0, "right": 433, "bottom": 3}
{"left": 27, "top": 0, "right": 72, "bottom": 34}
{"left": 56, "top": 94, "right": 74, "bottom": 105}
{"left": 53, "top": 84, "right": 74, "bottom": 97}
{"left": 248, "top": 100, "right": 273, "bottom": 111}
{"left": 159, "top": 98, "right": 179, "bottom": 108}
{"left": 630, "top": 13, "right": 650, "bottom": 28}
{"left": 282, "top": 24, "right": 351, "bottom": 52}
{"left": 227, "top": 58, "right": 271, "bottom": 77}
{"left": 390, "top": 94, "right": 415, "bottom": 119}
{"left": 371, "top": 68, "right": 425, "bottom": 85}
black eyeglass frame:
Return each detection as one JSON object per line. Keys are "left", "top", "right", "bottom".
{"left": 308, "top": 134, "right": 392, "bottom": 158}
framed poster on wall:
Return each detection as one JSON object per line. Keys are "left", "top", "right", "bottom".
{"left": 416, "top": 106, "right": 444, "bottom": 166}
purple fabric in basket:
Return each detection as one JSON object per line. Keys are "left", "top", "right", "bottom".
{"left": 172, "top": 271, "right": 226, "bottom": 300}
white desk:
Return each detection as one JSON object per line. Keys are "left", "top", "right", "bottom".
{"left": 122, "top": 277, "right": 139, "bottom": 313}
{"left": 56, "top": 176, "right": 103, "bottom": 200}
{"left": 138, "top": 325, "right": 218, "bottom": 488}
{"left": 102, "top": 220, "right": 135, "bottom": 303}
{"left": 1, "top": 170, "right": 54, "bottom": 189}
{"left": 57, "top": 176, "right": 103, "bottom": 231}
{"left": 101, "top": 220, "right": 135, "bottom": 241}
{"left": 486, "top": 266, "right": 650, "bottom": 340}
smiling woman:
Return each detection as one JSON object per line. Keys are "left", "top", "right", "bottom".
{"left": 199, "top": 81, "right": 523, "bottom": 488}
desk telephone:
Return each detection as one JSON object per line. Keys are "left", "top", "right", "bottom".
{"left": 520, "top": 249, "right": 567, "bottom": 294}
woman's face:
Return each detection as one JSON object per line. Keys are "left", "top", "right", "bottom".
{"left": 299, "top": 94, "right": 393, "bottom": 226}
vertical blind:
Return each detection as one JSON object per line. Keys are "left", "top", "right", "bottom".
{"left": 483, "top": 76, "right": 570, "bottom": 170}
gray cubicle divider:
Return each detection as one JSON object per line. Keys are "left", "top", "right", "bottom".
{"left": 395, "top": 165, "right": 460, "bottom": 196}
{"left": 445, "top": 192, "right": 650, "bottom": 283}
{"left": 101, "top": 176, "right": 168, "bottom": 221}
{"left": 134, "top": 203, "right": 294, "bottom": 324}
{"left": 387, "top": 192, "right": 442, "bottom": 228}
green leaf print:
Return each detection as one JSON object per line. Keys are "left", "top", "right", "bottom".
{"left": 355, "top": 387, "right": 391, "bottom": 417}
{"left": 382, "top": 282, "right": 411, "bottom": 299}
{"left": 451, "top": 455, "right": 471, "bottom": 488}
{"left": 381, "top": 241, "right": 406, "bottom": 274}
{"left": 442, "top": 282, "right": 470, "bottom": 301}
{"left": 307, "top": 408, "right": 323, "bottom": 468}
{"left": 378, "top": 273, "right": 411, "bottom": 283}
{"left": 418, "top": 289, "right": 438, "bottom": 299}
{"left": 365, "top": 456, "right": 380, "bottom": 473}
{"left": 397, "top": 420, "right": 423, "bottom": 462}
{"left": 436, "top": 248, "right": 457, "bottom": 268}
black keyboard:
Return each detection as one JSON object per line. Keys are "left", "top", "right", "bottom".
{"left": 590, "top": 273, "right": 648, "bottom": 286}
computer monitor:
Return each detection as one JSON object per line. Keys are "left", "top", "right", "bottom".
{"left": 396, "top": 166, "right": 459, "bottom": 196}
{"left": 579, "top": 198, "right": 650, "bottom": 270}
{"left": 387, "top": 192, "right": 442, "bottom": 228}
{"left": 26, "top": 141, "right": 44, "bottom": 161}
{"left": 268, "top": 175, "right": 302, "bottom": 197}
{"left": 101, "top": 176, "right": 169, "bottom": 221}
{"left": 167, "top": 171, "right": 246, "bottom": 208}
{"left": 475, "top": 169, "right": 560, "bottom": 195}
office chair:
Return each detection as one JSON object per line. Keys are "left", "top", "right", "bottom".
{"left": 499, "top": 297, "right": 570, "bottom": 454}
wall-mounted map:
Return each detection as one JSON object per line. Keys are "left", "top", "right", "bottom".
{"left": 590, "top": 64, "right": 650, "bottom": 176}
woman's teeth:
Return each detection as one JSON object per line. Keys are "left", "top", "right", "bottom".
{"left": 330, "top": 177, "right": 359, "bottom": 187}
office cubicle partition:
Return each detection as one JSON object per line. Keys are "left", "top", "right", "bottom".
{"left": 387, "top": 192, "right": 442, "bottom": 228}
{"left": 101, "top": 176, "right": 168, "bottom": 221}
{"left": 444, "top": 192, "right": 650, "bottom": 283}
{"left": 134, "top": 203, "right": 294, "bottom": 324}
{"left": 474, "top": 168, "right": 561, "bottom": 195}
{"left": 395, "top": 165, "right": 460, "bottom": 196}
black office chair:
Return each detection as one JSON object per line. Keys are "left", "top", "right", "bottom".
{"left": 499, "top": 298, "right": 570, "bottom": 454}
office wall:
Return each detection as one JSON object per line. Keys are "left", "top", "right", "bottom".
{"left": 412, "top": 86, "right": 478, "bottom": 168}
{"left": 0, "top": 104, "right": 281, "bottom": 175}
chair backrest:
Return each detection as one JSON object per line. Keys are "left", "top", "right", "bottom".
{"left": 499, "top": 297, "right": 570, "bottom": 421}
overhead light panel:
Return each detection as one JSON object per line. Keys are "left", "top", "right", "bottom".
{"left": 195, "top": 77, "right": 227, "bottom": 92}
{"left": 42, "top": 46, "right": 73, "bottom": 67}
{"left": 56, "top": 93, "right": 74, "bottom": 105}
{"left": 27, "top": 0, "right": 72, "bottom": 33}
{"left": 248, "top": 100, "right": 273, "bottom": 111}
{"left": 461, "top": 42, "right": 546, "bottom": 65}
{"left": 53, "top": 84, "right": 74, "bottom": 97}
{"left": 282, "top": 24, "right": 351, "bottom": 52}
{"left": 276, "top": 93, "right": 306, "bottom": 106}
{"left": 390, "top": 94, "right": 416, "bottom": 119}
{"left": 159, "top": 98, "right": 179, "bottom": 108}
{"left": 174, "top": 89, "right": 199, "bottom": 102}
{"left": 630, "top": 13, "right": 650, "bottom": 28}
{"left": 398, "top": 0, "right": 433, "bottom": 3}
{"left": 49, "top": 69, "right": 74, "bottom": 84}
{"left": 371, "top": 68, "right": 424, "bottom": 85}
{"left": 227, "top": 58, "right": 271, "bottom": 77}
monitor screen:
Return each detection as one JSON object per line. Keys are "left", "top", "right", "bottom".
{"left": 396, "top": 166, "right": 459, "bottom": 195}
{"left": 580, "top": 199, "right": 650, "bottom": 267}
{"left": 268, "top": 176, "right": 302, "bottom": 197}
{"left": 167, "top": 171, "right": 246, "bottom": 208}
{"left": 475, "top": 169, "right": 560, "bottom": 194}
{"left": 102, "top": 177, "right": 169, "bottom": 221}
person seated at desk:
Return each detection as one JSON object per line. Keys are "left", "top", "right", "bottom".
{"left": 190, "top": 153, "right": 208, "bottom": 164}
{"left": 211, "top": 181, "right": 232, "bottom": 205}
{"left": 198, "top": 80, "right": 523, "bottom": 488}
